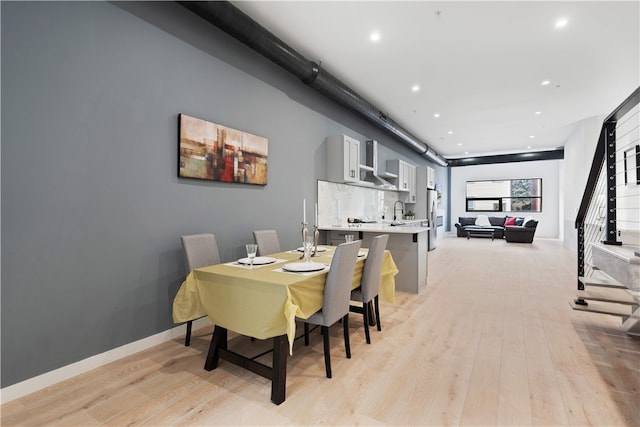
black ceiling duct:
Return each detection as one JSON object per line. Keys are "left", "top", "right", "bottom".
{"left": 178, "top": 1, "right": 448, "bottom": 167}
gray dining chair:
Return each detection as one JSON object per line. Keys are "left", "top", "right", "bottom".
{"left": 350, "top": 234, "right": 389, "bottom": 344}
{"left": 180, "top": 233, "right": 221, "bottom": 346}
{"left": 297, "top": 240, "right": 362, "bottom": 378}
{"left": 253, "top": 229, "right": 281, "bottom": 256}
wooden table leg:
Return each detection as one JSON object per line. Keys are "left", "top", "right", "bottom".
{"left": 271, "top": 335, "right": 287, "bottom": 405}
{"left": 204, "top": 325, "right": 227, "bottom": 371}
{"left": 203, "top": 328, "right": 288, "bottom": 404}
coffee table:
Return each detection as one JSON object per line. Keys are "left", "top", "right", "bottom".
{"left": 465, "top": 226, "right": 495, "bottom": 240}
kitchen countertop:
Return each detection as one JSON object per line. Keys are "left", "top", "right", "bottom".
{"left": 321, "top": 221, "right": 430, "bottom": 294}
{"left": 319, "top": 223, "right": 429, "bottom": 234}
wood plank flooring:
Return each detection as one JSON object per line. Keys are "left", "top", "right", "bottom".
{"left": 2, "top": 236, "right": 639, "bottom": 426}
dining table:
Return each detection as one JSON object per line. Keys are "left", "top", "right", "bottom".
{"left": 172, "top": 245, "right": 398, "bottom": 404}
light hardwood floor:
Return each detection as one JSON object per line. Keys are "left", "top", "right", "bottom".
{"left": 2, "top": 236, "right": 639, "bottom": 426}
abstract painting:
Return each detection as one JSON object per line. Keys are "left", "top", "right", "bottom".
{"left": 178, "top": 114, "right": 268, "bottom": 185}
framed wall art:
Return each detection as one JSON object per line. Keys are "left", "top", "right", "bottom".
{"left": 178, "top": 113, "right": 268, "bottom": 185}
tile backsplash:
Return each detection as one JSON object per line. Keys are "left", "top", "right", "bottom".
{"left": 317, "top": 180, "right": 401, "bottom": 226}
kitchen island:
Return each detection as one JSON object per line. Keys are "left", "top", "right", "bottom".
{"left": 320, "top": 223, "right": 429, "bottom": 293}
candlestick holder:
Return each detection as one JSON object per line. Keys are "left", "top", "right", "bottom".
{"left": 312, "top": 225, "right": 320, "bottom": 256}
{"left": 301, "top": 222, "right": 308, "bottom": 260}
{"left": 301, "top": 222, "right": 308, "bottom": 248}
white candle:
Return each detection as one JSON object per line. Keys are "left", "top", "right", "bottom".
{"left": 315, "top": 203, "right": 318, "bottom": 226}
{"left": 303, "top": 199, "right": 306, "bottom": 224}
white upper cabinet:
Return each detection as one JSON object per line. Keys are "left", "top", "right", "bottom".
{"left": 426, "top": 166, "right": 435, "bottom": 190}
{"left": 387, "top": 159, "right": 417, "bottom": 202}
{"left": 408, "top": 163, "right": 417, "bottom": 202}
{"left": 326, "top": 135, "right": 361, "bottom": 183}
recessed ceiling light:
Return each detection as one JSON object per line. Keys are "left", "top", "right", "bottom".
{"left": 541, "top": 80, "right": 551, "bottom": 86}
{"left": 535, "top": 111, "right": 542, "bottom": 115}
{"left": 411, "top": 85, "right": 420, "bottom": 92}
{"left": 457, "top": 143, "right": 462, "bottom": 146}
{"left": 433, "top": 113, "right": 440, "bottom": 118}
{"left": 447, "top": 130, "right": 453, "bottom": 135}
{"left": 370, "top": 31, "right": 381, "bottom": 42}
{"left": 527, "top": 146, "right": 532, "bottom": 149}
{"left": 555, "top": 18, "right": 568, "bottom": 28}
{"left": 464, "top": 151, "right": 469, "bottom": 155}
{"left": 529, "top": 135, "right": 535, "bottom": 139}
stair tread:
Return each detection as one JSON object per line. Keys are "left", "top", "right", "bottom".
{"left": 579, "top": 274, "right": 627, "bottom": 289}
{"left": 570, "top": 300, "right": 638, "bottom": 318}
{"left": 589, "top": 242, "right": 640, "bottom": 264}
{"left": 576, "top": 289, "right": 639, "bottom": 305}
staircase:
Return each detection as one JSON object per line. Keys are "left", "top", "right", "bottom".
{"left": 571, "top": 242, "right": 640, "bottom": 335}
{"left": 572, "top": 87, "right": 640, "bottom": 335}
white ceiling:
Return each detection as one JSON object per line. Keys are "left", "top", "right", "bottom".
{"left": 233, "top": 1, "right": 639, "bottom": 159}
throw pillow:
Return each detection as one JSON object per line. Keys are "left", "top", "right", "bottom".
{"left": 525, "top": 219, "right": 538, "bottom": 228}
{"left": 505, "top": 216, "right": 516, "bottom": 226}
{"left": 515, "top": 217, "right": 524, "bottom": 226}
{"left": 475, "top": 214, "right": 491, "bottom": 227}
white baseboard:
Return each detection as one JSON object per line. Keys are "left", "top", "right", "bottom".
{"left": 0, "top": 317, "right": 212, "bottom": 404}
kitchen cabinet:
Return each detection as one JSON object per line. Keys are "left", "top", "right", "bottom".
{"left": 426, "top": 166, "right": 435, "bottom": 190}
{"left": 387, "top": 159, "right": 416, "bottom": 202}
{"left": 407, "top": 163, "right": 416, "bottom": 202}
{"left": 326, "top": 135, "right": 361, "bottom": 183}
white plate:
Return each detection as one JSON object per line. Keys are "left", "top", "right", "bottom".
{"left": 296, "top": 246, "right": 328, "bottom": 252}
{"left": 238, "top": 256, "right": 277, "bottom": 265}
{"left": 282, "top": 262, "right": 326, "bottom": 272}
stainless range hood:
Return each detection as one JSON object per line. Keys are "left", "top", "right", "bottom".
{"left": 363, "top": 140, "right": 397, "bottom": 189}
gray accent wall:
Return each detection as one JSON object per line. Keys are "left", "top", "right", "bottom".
{"left": 1, "top": 1, "right": 446, "bottom": 387}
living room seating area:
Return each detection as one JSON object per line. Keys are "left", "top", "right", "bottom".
{"left": 455, "top": 215, "right": 538, "bottom": 243}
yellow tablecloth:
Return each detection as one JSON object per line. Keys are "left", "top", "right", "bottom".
{"left": 173, "top": 248, "right": 398, "bottom": 353}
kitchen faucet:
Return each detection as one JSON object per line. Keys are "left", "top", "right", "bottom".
{"left": 393, "top": 200, "right": 404, "bottom": 221}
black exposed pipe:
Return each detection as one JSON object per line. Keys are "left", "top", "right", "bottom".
{"left": 178, "top": 1, "right": 448, "bottom": 166}
{"left": 309, "top": 67, "right": 429, "bottom": 154}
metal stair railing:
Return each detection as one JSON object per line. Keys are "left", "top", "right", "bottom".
{"left": 580, "top": 167, "right": 607, "bottom": 280}
{"left": 575, "top": 87, "right": 640, "bottom": 304}
{"left": 613, "top": 104, "right": 640, "bottom": 240}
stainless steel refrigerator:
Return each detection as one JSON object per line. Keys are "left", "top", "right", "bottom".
{"left": 426, "top": 188, "right": 437, "bottom": 250}
{"left": 415, "top": 167, "right": 438, "bottom": 251}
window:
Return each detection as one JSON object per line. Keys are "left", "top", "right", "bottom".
{"left": 466, "top": 179, "right": 542, "bottom": 212}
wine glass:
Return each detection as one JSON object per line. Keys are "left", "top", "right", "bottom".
{"left": 303, "top": 236, "right": 314, "bottom": 263}
{"left": 245, "top": 244, "right": 258, "bottom": 268}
